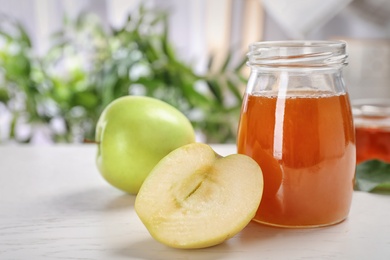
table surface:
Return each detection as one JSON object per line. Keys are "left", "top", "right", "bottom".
{"left": 0, "top": 144, "right": 389, "bottom": 260}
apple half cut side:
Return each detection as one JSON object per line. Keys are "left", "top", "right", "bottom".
{"left": 135, "top": 143, "right": 264, "bottom": 249}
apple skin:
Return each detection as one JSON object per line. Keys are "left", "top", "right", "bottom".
{"left": 95, "top": 96, "right": 195, "bottom": 194}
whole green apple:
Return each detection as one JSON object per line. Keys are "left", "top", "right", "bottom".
{"left": 95, "top": 96, "right": 195, "bottom": 194}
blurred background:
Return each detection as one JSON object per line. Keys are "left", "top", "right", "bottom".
{"left": 0, "top": 0, "right": 389, "bottom": 144}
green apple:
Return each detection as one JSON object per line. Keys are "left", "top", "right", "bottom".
{"left": 135, "top": 143, "right": 264, "bottom": 249}
{"left": 95, "top": 96, "right": 195, "bottom": 194}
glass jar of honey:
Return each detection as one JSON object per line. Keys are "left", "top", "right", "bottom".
{"left": 237, "top": 41, "right": 356, "bottom": 228}
{"left": 353, "top": 99, "right": 390, "bottom": 164}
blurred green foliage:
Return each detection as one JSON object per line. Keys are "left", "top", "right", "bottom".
{"left": 0, "top": 6, "right": 246, "bottom": 144}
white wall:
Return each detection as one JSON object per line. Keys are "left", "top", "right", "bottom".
{"left": 261, "top": 0, "right": 390, "bottom": 100}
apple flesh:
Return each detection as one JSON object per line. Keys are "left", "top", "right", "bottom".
{"left": 95, "top": 96, "right": 195, "bottom": 194}
{"left": 135, "top": 143, "right": 264, "bottom": 249}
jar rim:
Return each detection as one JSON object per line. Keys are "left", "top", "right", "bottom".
{"left": 247, "top": 40, "right": 348, "bottom": 69}
{"left": 249, "top": 40, "right": 346, "bottom": 49}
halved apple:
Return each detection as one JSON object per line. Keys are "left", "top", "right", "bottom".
{"left": 135, "top": 143, "right": 264, "bottom": 249}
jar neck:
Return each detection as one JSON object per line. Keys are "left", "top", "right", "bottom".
{"left": 353, "top": 99, "right": 390, "bottom": 129}
{"left": 246, "top": 65, "right": 347, "bottom": 96}
{"left": 245, "top": 41, "right": 348, "bottom": 96}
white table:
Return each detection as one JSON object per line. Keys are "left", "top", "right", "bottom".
{"left": 0, "top": 144, "right": 389, "bottom": 260}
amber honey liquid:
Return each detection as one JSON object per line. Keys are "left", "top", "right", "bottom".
{"left": 356, "top": 127, "right": 390, "bottom": 164}
{"left": 237, "top": 91, "right": 356, "bottom": 227}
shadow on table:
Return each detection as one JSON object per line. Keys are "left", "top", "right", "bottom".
{"left": 238, "top": 221, "right": 289, "bottom": 243}
{"left": 112, "top": 219, "right": 298, "bottom": 259}
{"left": 114, "top": 236, "right": 236, "bottom": 260}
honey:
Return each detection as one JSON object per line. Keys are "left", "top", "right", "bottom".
{"left": 238, "top": 92, "right": 355, "bottom": 227}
